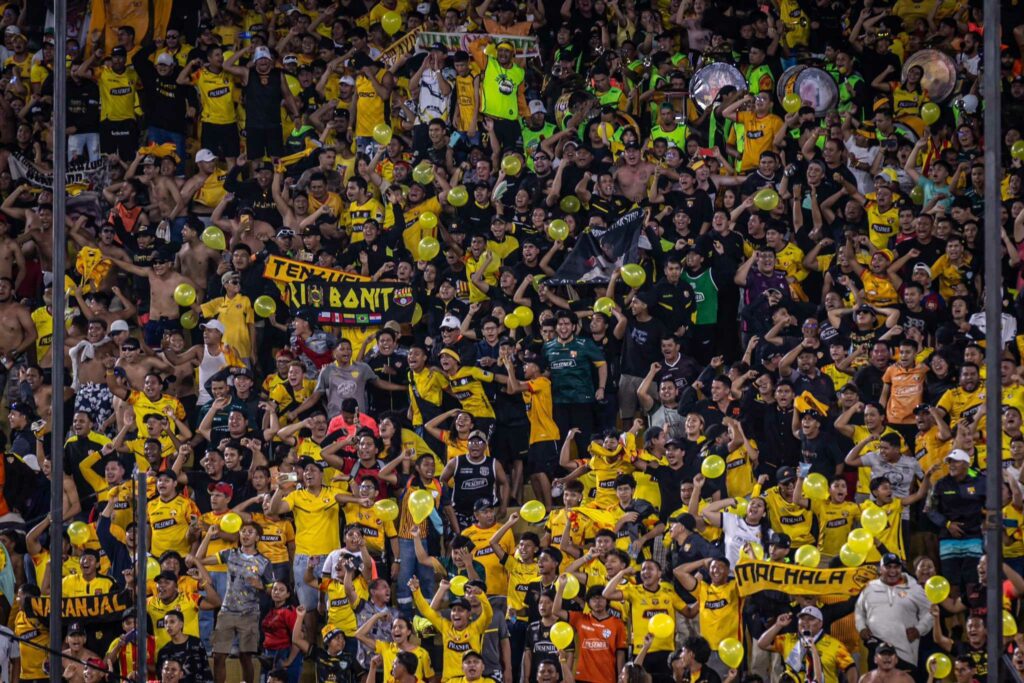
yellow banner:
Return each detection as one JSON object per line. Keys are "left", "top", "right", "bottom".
{"left": 263, "top": 255, "right": 369, "bottom": 284}
{"left": 380, "top": 26, "right": 426, "bottom": 67}
{"left": 734, "top": 560, "right": 878, "bottom": 597}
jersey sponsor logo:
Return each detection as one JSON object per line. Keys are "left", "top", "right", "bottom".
{"left": 780, "top": 515, "right": 805, "bottom": 525}
{"left": 825, "top": 517, "right": 849, "bottom": 528}
{"left": 208, "top": 86, "right": 230, "bottom": 98}
{"left": 461, "top": 477, "right": 489, "bottom": 490}
{"left": 641, "top": 608, "right": 668, "bottom": 619}
{"left": 704, "top": 598, "right": 728, "bottom": 609}
{"left": 747, "top": 130, "right": 764, "bottom": 139}
{"left": 153, "top": 518, "right": 177, "bottom": 530}
{"left": 109, "top": 86, "right": 133, "bottom": 96}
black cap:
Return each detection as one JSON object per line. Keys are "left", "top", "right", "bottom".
{"left": 110, "top": 46, "right": 127, "bottom": 58}
{"left": 450, "top": 597, "right": 472, "bottom": 610}
{"left": 855, "top": 304, "right": 875, "bottom": 314}
{"left": 776, "top": 466, "right": 797, "bottom": 484}
{"left": 298, "top": 456, "right": 325, "bottom": 470}
{"left": 880, "top": 553, "right": 902, "bottom": 566}
{"left": 876, "top": 642, "right": 897, "bottom": 655}
{"left": 802, "top": 409, "right": 825, "bottom": 423}
{"left": 672, "top": 513, "right": 697, "bottom": 531}
{"left": 473, "top": 498, "right": 495, "bottom": 512}
{"left": 155, "top": 570, "right": 178, "bottom": 583}
{"left": 68, "top": 621, "right": 86, "bottom": 635}
{"left": 913, "top": 403, "right": 932, "bottom": 415}
{"left": 768, "top": 532, "right": 791, "bottom": 548}
{"left": 155, "top": 469, "right": 177, "bottom": 481}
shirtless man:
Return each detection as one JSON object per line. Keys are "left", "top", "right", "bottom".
{"left": 173, "top": 151, "right": 222, "bottom": 217}
{"left": 0, "top": 218, "right": 25, "bottom": 288}
{"left": 72, "top": 286, "right": 137, "bottom": 329}
{"left": 19, "top": 364, "right": 54, "bottom": 421}
{"left": 15, "top": 202, "right": 54, "bottom": 274}
{"left": 70, "top": 318, "right": 119, "bottom": 430}
{"left": 212, "top": 199, "right": 275, "bottom": 254}
{"left": 100, "top": 247, "right": 198, "bottom": 347}
{"left": 613, "top": 141, "right": 656, "bottom": 202}
{"left": 160, "top": 329, "right": 198, "bottom": 406}
{"left": 0, "top": 276, "right": 37, "bottom": 367}
{"left": 116, "top": 336, "right": 175, "bottom": 391}
{"left": 176, "top": 217, "right": 223, "bottom": 301}
{"left": 129, "top": 153, "right": 182, "bottom": 222}
{"left": 857, "top": 644, "right": 913, "bottom": 683}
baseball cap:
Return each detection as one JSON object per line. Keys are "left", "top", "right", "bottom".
{"left": 283, "top": 54, "right": 299, "bottom": 65}
{"left": 298, "top": 456, "right": 326, "bottom": 470}
{"left": 339, "top": 75, "right": 355, "bottom": 86}
{"left": 913, "top": 262, "right": 932, "bottom": 277}
{"left": 201, "top": 320, "right": 226, "bottom": 335}
{"left": 208, "top": 482, "right": 233, "bottom": 497}
{"left": 768, "top": 532, "right": 791, "bottom": 548}
{"left": 913, "top": 403, "right": 932, "bottom": 415}
{"left": 221, "top": 270, "right": 240, "bottom": 285}
{"left": 946, "top": 449, "right": 971, "bottom": 464}
{"left": 467, "top": 430, "right": 488, "bottom": 443}
{"left": 141, "top": 154, "right": 157, "bottom": 166}
{"left": 528, "top": 99, "right": 546, "bottom": 115}
{"left": 450, "top": 597, "right": 472, "bottom": 610}
{"left": 875, "top": 168, "right": 898, "bottom": 182}
{"left": 68, "top": 621, "right": 86, "bottom": 635}
{"left": 155, "top": 570, "right": 178, "bottom": 583}
{"left": 798, "top": 606, "right": 823, "bottom": 621}
{"left": 4, "top": 26, "right": 20, "bottom": 36}
{"left": 322, "top": 625, "right": 344, "bottom": 643}
{"left": 776, "top": 466, "right": 797, "bottom": 484}
{"left": 109, "top": 320, "right": 130, "bottom": 333}
{"left": 253, "top": 46, "right": 272, "bottom": 62}
{"left": 110, "top": 46, "right": 127, "bottom": 58}
{"left": 440, "top": 314, "right": 461, "bottom": 330}
{"left": 155, "top": 53, "right": 175, "bottom": 66}
{"left": 195, "top": 148, "right": 217, "bottom": 163}
{"left": 876, "top": 642, "right": 897, "bottom": 655}
{"left": 880, "top": 553, "right": 902, "bottom": 566}
{"left": 155, "top": 469, "right": 177, "bottom": 481}
{"left": 473, "top": 498, "right": 494, "bottom": 512}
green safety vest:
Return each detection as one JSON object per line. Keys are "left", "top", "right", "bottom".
{"left": 838, "top": 73, "right": 863, "bottom": 114}
{"left": 593, "top": 87, "right": 625, "bottom": 107}
{"left": 651, "top": 123, "right": 688, "bottom": 148}
{"left": 683, "top": 268, "right": 718, "bottom": 325}
{"left": 481, "top": 58, "right": 525, "bottom": 121}
{"left": 746, "top": 64, "right": 774, "bottom": 95}
{"left": 522, "top": 121, "right": 556, "bottom": 170}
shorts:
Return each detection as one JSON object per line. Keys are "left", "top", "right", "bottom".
{"left": 526, "top": 440, "right": 559, "bottom": 478}
{"left": 246, "top": 124, "right": 284, "bottom": 159}
{"left": 491, "top": 421, "right": 529, "bottom": 466}
{"left": 201, "top": 122, "right": 241, "bottom": 159}
{"left": 74, "top": 382, "right": 114, "bottom": 428}
{"left": 212, "top": 610, "right": 260, "bottom": 654}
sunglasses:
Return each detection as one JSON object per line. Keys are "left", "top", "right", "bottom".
{"left": 122, "top": 345, "right": 138, "bottom": 351}
{"left": 226, "top": 279, "right": 240, "bottom": 285}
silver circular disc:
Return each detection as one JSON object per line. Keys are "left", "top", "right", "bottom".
{"left": 902, "top": 49, "right": 957, "bottom": 102}
{"left": 776, "top": 64, "right": 807, "bottom": 102}
{"left": 792, "top": 67, "right": 839, "bottom": 116}
{"left": 688, "top": 63, "right": 746, "bottom": 111}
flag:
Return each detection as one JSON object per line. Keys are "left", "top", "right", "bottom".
{"left": 548, "top": 208, "right": 645, "bottom": 285}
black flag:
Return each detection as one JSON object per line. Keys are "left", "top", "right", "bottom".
{"left": 548, "top": 208, "right": 646, "bottom": 285}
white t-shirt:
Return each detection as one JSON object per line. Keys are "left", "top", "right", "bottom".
{"left": 722, "top": 511, "right": 764, "bottom": 569}
{"left": 0, "top": 626, "right": 20, "bottom": 683}
{"left": 860, "top": 451, "right": 924, "bottom": 519}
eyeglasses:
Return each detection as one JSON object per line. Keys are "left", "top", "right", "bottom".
{"left": 121, "top": 345, "right": 137, "bottom": 351}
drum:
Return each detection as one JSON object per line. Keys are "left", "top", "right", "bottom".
{"left": 792, "top": 67, "right": 839, "bottom": 116}
{"left": 688, "top": 63, "right": 746, "bottom": 111}
{"left": 902, "top": 49, "right": 957, "bottom": 102}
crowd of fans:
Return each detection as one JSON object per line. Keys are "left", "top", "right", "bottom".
{"left": 0, "top": 0, "right": 1022, "bottom": 682}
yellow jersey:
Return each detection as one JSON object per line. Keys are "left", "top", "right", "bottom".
{"left": 192, "top": 67, "right": 237, "bottom": 124}
{"left": 149, "top": 495, "right": 200, "bottom": 559}
{"left": 200, "top": 510, "right": 239, "bottom": 571}
{"left": 620, "top": 581, "right": 689, "bottom": 650}
{"left": 763, "top": 486, "right": 814, "bottom": 545}
{"left": 523, "top": 377, "right": 560, "bottom": 444}
{"left": 861, "top": 498, "right": 905, "bottom": 562}
{"left": 97, "top": 66, "right": 137, "bottom": 121}
{"left": 445, "top": 367, "right": 496, "bottom": 419}
{"left": 355, "top": 72, "right": 386, "bottom": 137}
{"left": 503, "top": 552, "right": 540, "bottom": 613}
{"left": 867, "top": 204, "right": 899, "bottom": 249}
{"left": 413, "top": 589, "right": 493, "bottom": 681}
{"left": 343, "top": 501, "right": 396, "bottom": 555}
{"left": 544, "top": 509, "right": 595, "bottom": 572}
{"left": 62, "top": 572, "right": 115, "bottom": 597}
{"left": 409, "top": 367, "right": 448, "bottom": 426}
{"left": 148, "top": 592, "right": 201, "bottom": 653}
{"left": 375, "top": 641, "right": 436, "bottom": 683}
{"left": 695, "top": 579, "right": 742, "bottom": 652}
{"left": 284, "top": 485, "right": 343, "bottom": 555}
{"left": 461, "top": 523, "right": 514, "bottom": 596}
{"left": 30, "top": 306, "right": 52, "bottom": 362}
{"left": 199, "top": 294, "right": 255, "bottom": 359}
{"left": 14, "top": 610, "right": 48, "bottom": 679}
{"left": 347, "top": 197, "right": 385, "bottom": 242}
{"left": 811, "top": 498, "right": 860, "bottom": 556}
{"left": 251, "top": 513, "right": 294, "bottom": 564}
{"left": 771, "top": 632, "right": 854, "bottom": 683}
{"left": 323, "top": 578, "right": 358, "bottom": 635}
{"left": 724, "top": 441, "right": 756, "bottom": 498}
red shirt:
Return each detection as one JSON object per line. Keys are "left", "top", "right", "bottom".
{"left": 568, "top": 612, "right": 627, "bottom": 683}
{"left": 262, "top": 605, "right": 298, "bottom": 650}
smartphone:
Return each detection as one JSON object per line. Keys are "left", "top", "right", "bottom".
{"left": 698, "top": 147, "right": 716, "bottom": 157}
{"left": 280, "top": 471, "right": 299, "bottom": 484}
{"left": 448, "top": 131, "right": 462, "bottom": 149}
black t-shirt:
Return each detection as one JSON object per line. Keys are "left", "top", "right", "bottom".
{"left": 648, "top": 463, "right": 693, "bottom": 521}
{"left": 621, "top": 315, "right": 668, "bottom": 376}
{"left": 524, "top": 620, "right": 562, "bottom": 681}
{"left": 312, "top": 645, "right": 358, "bottom": 683}
{"left": 799, "top": 432, "right": 843, "bottom": 479}
{"left": 664, "top": 188, "right": 714, "bottom": 230}
{"left": 158, "top": 636, "right": 213, "bottom": 683}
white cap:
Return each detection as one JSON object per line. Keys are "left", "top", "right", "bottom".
{"left": 282, "top": 54, "right": 298, "bottom": 65}
{"left": 440, "top": 315, "right": 461, "bottom": 330}
{"left": 195, "top": 148, "right": 216, "bottom": 163}
{"left": 156, "top": 53, "right": 175, "bottom": 67}
{"left": 110, "top": 320, "right": 130, "bottom": 333}
{"left": 798, "top": 606, "right": 823, "bottom": 621}
{"left": 946, "top": 449, "right": 971, "bottom": 464}
{"left": 201, "top": 320, "right": 226, "bottom": 335}
{"left": 528, "top": 99, "right": 546, "bottom": 115}
{"left": 5, "top": 26, "right": 21, "bottom": 36}
{"left": 960, "top": 94, "right": 979, "bottom": 114}
{"left": 339, "top": 75, "right": 355, "bottom": 86}
{"left": 253, "top": 46, "right": 272, "bottom": 62}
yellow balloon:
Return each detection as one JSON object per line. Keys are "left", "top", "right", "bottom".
{"left": 718, "top": 637, "right": 745, "bottom": 669}
{"left": 593, "top": 297, "right": 615, "bottom": 315}
{"left": 254, "top": 295, "right": 277, "bottom": 318}
{"left": 412, "top": 162, "right": 434, "bottom": 185}
{"left": 146, "top": 556, "right": 161, "bottom": 581}
{"left": 67, "top": 521, "right": 90, "bottom": 547}
{"left": 910, "top": 185, "right": 925, "bottom": 204}
{"left": 648, "top": 613, "right": 675, "bottom": 639}
{"left": 802, "top": 473, "right": 829, "bottom": 501}
{"left": 839, "top": 543, "right": 866, "bottom": 567}
{"left": 1013, "top": 140, "right": 1024, "bottom": 161}
{"left": 1005, "top": 609, "right": 1019, "bottom": 636}
{"left": 372, "top": 123, "right": 393, "bottom": 146}
{"left": 559, "top": 195, "right": 581, "bottom": 213}
{"left": 547, "top": 219, "right": 569, "bottom": 242}
{"left": 847, "top": 528, "right": 873, "bottom": 554}
{"left": 418, "top": 236, "right": 440, "bottom": 261}
{"left": 927, "top": 653, "right": 952, "bottom": 679}
{"left": 448, "top": 185, "right": 469, "bottom": 207}
{"left": 620, "top": 263, "right": 646, "bottom": 289}
{"left": 701, "top": 455, "right": 726, "bottom": 479}
{"left": 921, "top": 102, "right": 941, "bottom": 125}
{"left": 753, "top": 188, "right": 780, "bottom": 211}
{"left": 924, "top": 575, "right": 950, "bottom": 604}
{"left": 560, "top": 573, "right": 580, "bottom": 600}
{"left": 521, "top": 500, "right": 546, "bottom": 523}
{"left": 514, "top": 306, "right": 534, "bottom": 326}
{"left": 860, "top": 506, "right": 888, "bottom": 535}
{"left": 743, "top": 542, "right": 765, "bottom": 560}
{"left": 782, "top": 93, "right": 802, "bottom": 113}
{"left": 381, "top": 10, "right": 402, "bottom": 35}
{"left": 501, "top": 155, "right": 522, "bottom": 176}
{"left": 408, "top": 489, "right": 435, "bottom": 524}
{"left": 180, "top": 310, "right": 199, "bottom": 330}
{"left": 450, "top": 575, "right": 468, "bottom": 596}
{"left": 794, "top": 544, "right": 821, "bottom": 568}
{"left": 419, "top": 211, "right": 438, "bottom": 230}
{"left": 550, "top": 621, "right": 574, "bottom": 650}
{"left": 173, "top": 283, "right": 196, "bottom": 307}
{"left": 733, "top": 497, "right": 749, "bottom": 517}
{"left": 504, "top": 312, "right": 521, "bottom": 329}
{"left": 201, "top": 225, "right": 226, "bottom": 250}
{"left": 219, "top": 512, "right": 243, "bottom": 534}
{"left": 374, "top": 498, "right": 400, "bottom": 522}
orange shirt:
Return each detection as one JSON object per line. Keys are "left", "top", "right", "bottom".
{"left": 881, "top": 364, "right": 929, "bottom": 424}
{"left": 569, "top": 611, "right": 627, "bottom": 683}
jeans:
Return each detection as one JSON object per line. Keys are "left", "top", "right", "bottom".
{"left": 68, "top": 133, "right": 100, "bottom": 163}
{"left": 293, "top": 553, "right": 327, "bottom": 609}
{"left": 395, "top": 538, "right": 436, "bottom": 617}
{"left": 200, "top": 570, "right": 228, "bottom": 651}
{"left": 146, "top": 126, "right": 186, "bottom": 173}
{"left": 262, "top": 647, "right": 303, "bottom": 683}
